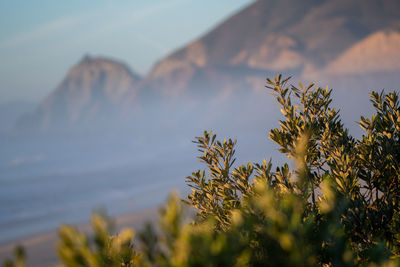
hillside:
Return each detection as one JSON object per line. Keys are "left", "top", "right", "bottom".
{"left": 146, "top": 0, "right": 400, "bottom": 95}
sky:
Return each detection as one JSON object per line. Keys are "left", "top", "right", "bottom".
{"left": 0, "top": 0, "right": 252, "bottom": 104}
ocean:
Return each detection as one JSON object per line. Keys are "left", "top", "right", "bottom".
{"left": 0, "top": 135, "right": 195, "bottom": 244}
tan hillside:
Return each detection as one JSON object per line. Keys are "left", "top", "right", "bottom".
{"left": 323, "top": 30, "right": 400, "bottom": 75}
{"left": 145, "top": 0, "right": 400, "bottom": 95}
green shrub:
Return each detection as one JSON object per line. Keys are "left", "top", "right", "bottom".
{"left": 57, "top": 213, "right": 141, "bottom": 267}
{"left": 4, "top": 75, "right": 400, "bottom": 266}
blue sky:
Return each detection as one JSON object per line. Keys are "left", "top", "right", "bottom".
{"left": 0, "top": 0, "right": 252, "bottom": 103}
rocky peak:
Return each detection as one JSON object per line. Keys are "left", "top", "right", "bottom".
{"left": 21, "top": 56, "right": 142, "bottom": 130}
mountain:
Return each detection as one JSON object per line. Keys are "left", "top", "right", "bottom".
{"left": 17, "top": 56, "right": 141, "bottom": 131}
{"left": 16, "top": 0, "right": 400, "bottom": 133}
{"left": 145, "top": 0, "right": 400, "bottom": 95}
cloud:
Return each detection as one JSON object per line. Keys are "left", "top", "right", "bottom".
{"left": 0, "top": 1, "right": 185, "bottom": 52}
{"left": 129, "top": 0, "right": 186, "bottom": 23}
{"left": 0, "top": 16, "right": 82, "bottom": 49}
{"left": 88, "top": 0, "right": 186, "bottom": 52}
{"left": 9, "top": 154, "right": 45, "bottom": 167}
{"left": 134, "top": 32, "right": 170, "bottom": 53}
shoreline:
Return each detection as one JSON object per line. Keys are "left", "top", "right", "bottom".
{"left": 0, "top": 207, "right": 159, "bottom": 267}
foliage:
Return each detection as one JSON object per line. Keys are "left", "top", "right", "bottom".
{"left": 3, "top": 75, "right": 400, "bottom": 266}
{"left": 57, "top": 213, "right": 140, "bottom": 267}
{"left": 2, "top": 247, "right": 25, "bottom": 267}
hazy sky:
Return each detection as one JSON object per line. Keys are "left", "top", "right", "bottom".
{"left": 0, "top": 0, "right": 252, "bottom": 104}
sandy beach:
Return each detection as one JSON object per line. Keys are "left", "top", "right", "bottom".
{"left": 0, "top": 208, "right": 158, "bottom": 267}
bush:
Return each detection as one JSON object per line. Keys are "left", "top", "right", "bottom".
{"left": 4, "top": 75, "right": 400, "bottom": 266}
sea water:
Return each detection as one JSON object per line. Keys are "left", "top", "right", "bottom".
{"left": 0, "top": 135, "right": 194, "bottom": 244}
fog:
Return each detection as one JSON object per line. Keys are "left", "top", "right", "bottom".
{"left": 2, "top": 68, "right": 396, "bottom": 243}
